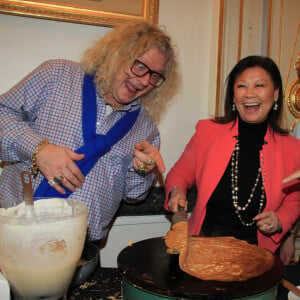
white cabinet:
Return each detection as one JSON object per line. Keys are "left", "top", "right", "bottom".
{"left": 100, "top": 215, "right": 171, "bottom": 268}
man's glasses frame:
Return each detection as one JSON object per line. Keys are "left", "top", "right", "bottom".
{"left": 131, "top": 60, "right": 165, "bottom": 87}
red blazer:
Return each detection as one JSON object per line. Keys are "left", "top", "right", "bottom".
{"left": 165, "top": 118, "right": 300, "bottom": 252}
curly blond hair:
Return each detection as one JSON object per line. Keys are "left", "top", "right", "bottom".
{"left": 80, "top": 21, "right": 180, "bottom": 123}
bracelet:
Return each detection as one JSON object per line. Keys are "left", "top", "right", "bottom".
{"left": 31, "top": 140, "right": 50, "bottom": 178}
{"left": 168, "top": 186, "right": 179, "bottom": 199}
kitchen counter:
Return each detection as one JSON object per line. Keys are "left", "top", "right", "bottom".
{"left": 115, "top": 186, "right": 197, "bottom": 217}
{"left": 68, "top": 267, "right": 122, "bottom": 300}
{"left": 68, "top": 262, "right": 300, "bottom": 300}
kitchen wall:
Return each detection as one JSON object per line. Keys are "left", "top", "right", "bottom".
{"left": 1, "top": 0, "right": 299, "bottom": 267}
{"left": 0, "top": 0, "right": 220, "bottom": 267}
{"left": 218, "top": 0, "right": 300, "bottom": 129}
{"left": 0, "top": 0, "right": 220, "bottom": 178}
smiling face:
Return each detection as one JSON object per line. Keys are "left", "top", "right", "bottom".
{"left": 233, "top": 66, "right": 279, "bottom": 124}
{"left": 105, "top": 46, "right": 166, "bottom": 107}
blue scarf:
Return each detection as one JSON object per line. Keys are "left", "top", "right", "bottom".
{"left": 34, "top": 74, "right": 140, "bottom": 198}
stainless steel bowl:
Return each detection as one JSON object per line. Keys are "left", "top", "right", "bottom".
{"left": 70, "top": 241, "right": 99, "bottom": 287}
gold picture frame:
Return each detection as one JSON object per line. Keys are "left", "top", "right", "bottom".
{"left": 0, "top": 0, "right": 159, "bottom": 27}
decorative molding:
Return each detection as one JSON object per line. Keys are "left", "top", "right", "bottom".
{"left": 215, "top": 0, "right": 224, "bottom": 117}
{"left": 266, "top": 0, "right": 272, "bottom": 56}
{"left": 0, "top": 0, "right": 159, "bottom": 27}
{"left": 237, "top": 0, "right": 243, "bottom": 60}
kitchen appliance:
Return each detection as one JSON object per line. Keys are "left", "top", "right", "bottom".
{"left": 0, "top": 198, "right": 88, "bottom": 300}
{"left": 118, "top": 237, "right": 283, "bottom": 300}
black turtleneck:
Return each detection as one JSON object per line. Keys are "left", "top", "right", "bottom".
{"left": 200, "top": 117, "right": 268, "bottom": 245}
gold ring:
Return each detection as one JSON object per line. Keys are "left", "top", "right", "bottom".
{"left": 136, "top": 164, "right": 147, "bottom": 176}
{"left": 146, "top": 158, "right": 155, "bottom": 165}
{"left": 54, "top": 177, "right": 63, "bottom": 186}
{"left": 58, "top": 175, "right": 64, "bottom": 182}
{"left": 139, "top": 165, "right": 147, "bottom": 171}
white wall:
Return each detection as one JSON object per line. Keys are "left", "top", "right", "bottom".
{"left": 158, "top": 0, "right": 219, "bottom": 177}
{"left": 0, "top": 1, "right": 220, "bottom": 267}
{"left": 0, "top": 0, "right": 219, "bottom": 178}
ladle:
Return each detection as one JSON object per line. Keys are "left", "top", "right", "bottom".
{"left": 21, "top": 170, "right": 35, "bottom": 218}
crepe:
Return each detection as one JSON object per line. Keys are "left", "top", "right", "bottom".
{"left": 179, "top": 236, "right": 274, "bottom": 281}
{"left": 164, "top": 221, "right": 188, "bottom": 254}
{"left": 164, "top": 222, "right": 274, "bottom": 281}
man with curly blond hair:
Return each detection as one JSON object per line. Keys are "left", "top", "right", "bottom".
{"left": 0, "top": 21, "right": 180, "bottom": 241}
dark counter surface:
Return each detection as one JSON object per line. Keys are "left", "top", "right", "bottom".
{"left": 68, "top": 267, "right": 122, "bottom": 300}
{"left": 115, "top": 186, "right": 197, "bottom": 217}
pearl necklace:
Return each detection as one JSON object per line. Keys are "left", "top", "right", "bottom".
{"left": 231, "top": 137, "right": 265, "bottom": 226}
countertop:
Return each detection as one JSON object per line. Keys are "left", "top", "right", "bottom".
{"left": 68, "top": 262, "right": 300, "bottom": 300}
{"left": 68, "top": 267, "right": 122, "bottom": 300}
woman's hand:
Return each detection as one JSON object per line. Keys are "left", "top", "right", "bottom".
{"left": 168, "top": 187, "right": 187, "bottom": 213}
{"left": 282, "top": 170, "right": 300, "bottom": 184}
{"left": 253, "top": 211, "right": 282, "bottom": 234}
{"left": 36, "top": 144, "right": 85, "bottom": 194}
{"left": 280, "top": 234, "right": 296, "bottom": 265}
{"left": 132, "top": 140, "right": 165, "bottom": 175}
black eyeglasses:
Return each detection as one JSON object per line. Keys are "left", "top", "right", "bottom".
{"left": 131, "top": 60, "right": 165, "bottom": 87}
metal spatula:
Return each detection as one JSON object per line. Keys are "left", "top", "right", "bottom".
{"left": 21, "top": 171, "right": 35, "bottom": 218}
{"left": 171, "top": 205, "right": 188, "bottom": 225}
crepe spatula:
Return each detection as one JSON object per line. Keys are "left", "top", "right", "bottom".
{"left": 171, "top": 205, "right": 188, "bottom": 225}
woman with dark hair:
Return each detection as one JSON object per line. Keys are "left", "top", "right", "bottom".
{"left": 220, "top": 56, "right": 285, "bottom": 133}
{"left": 165, "top": 55, "right": 300, "bottom": 254}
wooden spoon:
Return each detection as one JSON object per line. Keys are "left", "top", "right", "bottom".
{"left": 282, "top": 279, "right": 300, "bottom": 297}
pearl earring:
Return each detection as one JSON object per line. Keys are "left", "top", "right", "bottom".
{"left": 232, "top": 103, "right": 236, "bottom": 111}
{"left": 273, "top": 102, "right": 278, "bottom": 111}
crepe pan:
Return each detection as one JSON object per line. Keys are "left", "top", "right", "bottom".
{"left": 117, "top": 237, "right": 283, "bottom": 299}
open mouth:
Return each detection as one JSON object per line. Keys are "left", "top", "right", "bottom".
{"left": 244, "top": 103, "right": 260, "bottom": 108}
{"left": 242, "top": 103, "right": 262, "bottom": 114}
{"left": 126, "top": 81, "right": 138, "bottom": 93}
